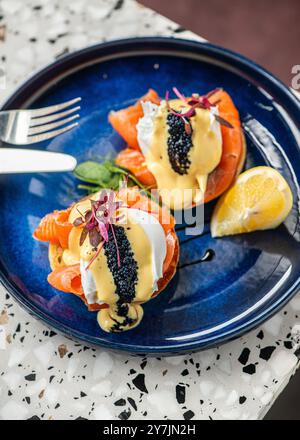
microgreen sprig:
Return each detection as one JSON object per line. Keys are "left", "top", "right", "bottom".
{"left": 73, "top": 189, "right": 123, "bottom": 270}
{"left": 165, "top": 87, "right": 234, "bottom": 130}
{"left": 74, "top": 159, "right": 154, "bottom": 200}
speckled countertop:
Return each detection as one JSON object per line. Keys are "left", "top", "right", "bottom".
{"left": 0, "top": 0, "right": 299, "bottom": 421}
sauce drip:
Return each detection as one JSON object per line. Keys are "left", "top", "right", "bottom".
{"left": 179, "top": 249, "right": 215, "bottom": 269}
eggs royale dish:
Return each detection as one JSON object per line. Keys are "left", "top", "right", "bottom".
{"left": 112, "top": 88, "right": 246, "bottom": 209}
{"left": 33, "top": 187, "right": 179, "bottom": 333}
{"left": 33, "top": 86, "right": 294, "bottom": 334}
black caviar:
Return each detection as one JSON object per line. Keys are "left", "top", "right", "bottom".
{"left": 103, "top": 225, "right": 138, "bottom": 332}
{"left": 167, "top": 112, "right": 193, "bottom": 175}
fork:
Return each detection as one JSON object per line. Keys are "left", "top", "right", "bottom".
{"left": 0, "top": 97, "right": 81, "bottom": 145}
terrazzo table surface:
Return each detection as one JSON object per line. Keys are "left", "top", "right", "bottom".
{"left": 0, "top": 0, "right": 299, "bottom": 421}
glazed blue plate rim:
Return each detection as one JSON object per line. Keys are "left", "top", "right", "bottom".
{"left": 0, "top": 37, "right": 299, "bottom": 354}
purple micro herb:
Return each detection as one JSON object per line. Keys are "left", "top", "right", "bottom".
{"left": 73, "top": 217, "right": 84, "bottom": 227}
{"left": 79, "top": 228, "right": 88, "bottom": 247}
{"left": 72, "top": 188, "right": 124, "bottom": 271}
{"left": 182, "top": 117, "right": 192, "bottom": 136}
{"left": 85, "top": 241, "right": 105, "bottom": 271}
{"left": 214, "top": 114, "right": 234, "bottom": 129}
{"left": 165, "top": 87, "right": 233, "bottom": 130}
{"left": 205, "top": 88, "right": 222, "bottom": 99}
{"left": 109, "top": 222, "right": 121, "bottom": 269}
{"left": 172, "top": 86, "right": 188, "bottom": 103}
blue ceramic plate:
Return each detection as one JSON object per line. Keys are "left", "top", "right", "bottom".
{"left": 1, "top": 38, "right": 300, "bottom": 354}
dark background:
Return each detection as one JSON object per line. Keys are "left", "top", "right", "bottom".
{"left": 141, "top": 0, "right": 300, "bottom": 86}
{"left": 141, "top": 0, "right": 300, "bottom": 420}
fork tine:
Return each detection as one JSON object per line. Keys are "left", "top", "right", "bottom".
{"left": 29, "top": 97, "right": 81, "bottom": 118}
{"left": 28, "top": 114, "right": 80, "bottom": 135}
{"left": 26, "top": 122, "right": 79, "bottom": 144}
{"left": 30, "top": 106, "right": 81, "bottom": 126}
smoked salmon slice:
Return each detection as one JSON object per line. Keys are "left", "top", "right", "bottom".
{"left": 116, "top": 148, "right": 156, "bottom": 187}
{"left": 118, "top": 186, "right": 175, "bottom": 234}
{"left": 109, "top": 89, "right": 160, "bottom": 150}
{"left": 163, "top": 231, "right": 177, "bottom": 274}
{"left": 47, "top": 264, "right": 105, "bottom": 311}
{"left": 204, "top": 89, "right": 244, "bottom": 203}
{"left": 33, "top": 207, "right": 73, "bottom": 249}
{"left": 47, "top": 264, "right": 83, "bottom": 296}
{"left": 155, "top": 230, "right": 179, "bottom": 298}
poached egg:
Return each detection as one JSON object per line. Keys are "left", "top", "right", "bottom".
{"left": 65, "top": 197, "right": 167, "bottom": 332}
{"left": 137, "top": 99, "right": 223, "bottom": 209}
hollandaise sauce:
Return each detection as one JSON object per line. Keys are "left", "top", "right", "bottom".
{"left": 144, "top": 100, "right": 222, "bottom": 209}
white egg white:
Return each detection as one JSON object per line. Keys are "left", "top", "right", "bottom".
{"left": 137, "top": 101, "right": 160, "bottom": 157}
{"left": 80, "top": 260, "right": 105, "bottom": 306}
{"left": 127, "top": 208, "right": 167, "bottom": 292}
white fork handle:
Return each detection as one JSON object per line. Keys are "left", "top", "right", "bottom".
{"left": 0, "top": 148, "right": 77, "bottom": 173}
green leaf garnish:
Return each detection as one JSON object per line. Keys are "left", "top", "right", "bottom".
{"left": 77, "top": 184, "right": 102, "bottom": 193}
{"left": 74, "top": 159, "right": 154, "bottom": 200}
{"left": 74, "top": 161, "right": 112, "bottom": 186}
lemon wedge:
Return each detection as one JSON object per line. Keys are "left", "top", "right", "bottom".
{"left": 211, "top": 166, "right": 293, "bottom": 238}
